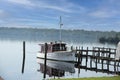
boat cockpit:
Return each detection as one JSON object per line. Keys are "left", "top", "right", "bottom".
{"left": 40, "top": 42, "right": 67, "bottom": 53}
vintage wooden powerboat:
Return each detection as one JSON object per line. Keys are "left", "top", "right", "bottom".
{"left": 36, "top": 41, "right": 75, "bottom": 62}
{"left": 37, "top": 16, "right": 75, "bottom": 62}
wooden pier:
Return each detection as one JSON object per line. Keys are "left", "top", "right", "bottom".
{"left": 74, "top": 46, "right": 120, "bottom": 75}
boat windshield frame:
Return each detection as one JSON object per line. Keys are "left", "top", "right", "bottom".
{"left": 40, "top": 43, "right": 67, "bottom": 53}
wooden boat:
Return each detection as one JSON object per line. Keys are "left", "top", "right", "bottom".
{"left": 37, "top": 16, "right": 75, "bottom": 62}
{"left": 37, "top": 41, "right": 75, "bottom": 62}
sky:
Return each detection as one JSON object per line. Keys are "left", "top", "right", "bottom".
{"left": 0, "top": 0, "right": 120, "bottom": 31}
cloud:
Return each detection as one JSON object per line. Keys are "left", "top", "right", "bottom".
{"left": 39, "top": 5, "right": 72, "bottom": 13}
{"left": 6, "top": 0, "right": 85, "bottom": 13}
{"left": 90, "top": 10, "right": 110, "bottom": 18}
{"left": 7, "top": 0, "right": 34, "bottom": 6}
{"left": 89, "top": 7, "right": 119, "bottom": 18}
{"left": 37, "top": 0, "right": 86, "bottom": 13}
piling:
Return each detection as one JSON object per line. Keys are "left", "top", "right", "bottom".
{"left": 107, "top": 49, "right": 111, "bottom": 72}
{"left": 22, "top": 41, "right": 25, "bottom": 74}
{"left": 78, "top": 47, "right": 80, "bottom": 74}
{"left": 90, "top": 56, "right": 92, "bottom": 68}
{"left": 86, "top": 47, "right": 88, "bottom": 71}
{"left": 95, "top": 55, "right": 97, "bottom": 72}
{"left": 114, "top": 60, "right": 116, "bottom": 73}
{"left": 98, "top": 48, "right": 100, "bottom": 63}
{"left": 78, "top": 47, "right": 80, "bottom": 65}
{"left": 81, "top": 47, "right": 83, "bottom": 63}
{"left": 75, "top": 47, "right": 78, "bottom": 61}
{"left": 43, "top": 43, "right": 48, "bottom": 79}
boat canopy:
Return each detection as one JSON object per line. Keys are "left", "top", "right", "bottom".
{"left": 40, "top": 42, "right": 67, "bottom": 53}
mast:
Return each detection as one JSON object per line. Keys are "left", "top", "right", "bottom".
{"left": 59, "top": 16, "right": 63, "bottom": 42}
{"left": 59, "top": 16, "right": 63, "bottom": 50}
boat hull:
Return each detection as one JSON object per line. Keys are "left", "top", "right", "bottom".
{"left": 37, "top": 51, "right": 75, "bottom": 62}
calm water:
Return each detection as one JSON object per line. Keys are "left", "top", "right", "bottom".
{"left": 0, "top": 28, "right": 117, "bottom": 80}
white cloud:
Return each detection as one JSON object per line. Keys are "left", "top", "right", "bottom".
{"left": 37, "top": 0, "right": 86, "bottom": 13}
{"left": 34, "top": 0, "right": 75, "bottom": 13}
{"left": 89, "top": 9, "right": 119, "bottom": 18}
{"left": 6, "top": 0, "right": 85, "bottom": 13}
{"left": 90, "top": 10, "right": 110, "bottom": 18}
{"left": 7, "top": 0, "right": 34, "bottom": 6}
{"left": 6, "top": 0, "right": 72, "bottom": 12}
{"left": 40, "top": 5, "right": 72, "bottom": 13}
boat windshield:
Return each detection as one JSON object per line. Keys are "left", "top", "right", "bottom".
{"left": 40, "top": 43, "right": 67, "bottom": 53}
{"left": 52, "top": 44, "right": 66, "bottom": 51}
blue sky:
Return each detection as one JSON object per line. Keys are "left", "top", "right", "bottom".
{"left": 0, "top": 0, "right": 120, "bottom": 31}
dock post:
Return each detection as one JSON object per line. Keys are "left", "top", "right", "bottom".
{"left": 114, "top": 49, "right": 116, "bottom": 58}
{"left": 114, "top": 60, "right": 116, "bottom": 74}
{"left": 78, "top": 51, "right": 80, "bottom": 66}
{"left": 117, "top": 62, "right": 119, "bottom": 72}
{"left": 95, "top": 55, "right": 97, "bottom": 71}
{"left": 98, "top": 48, "right": 100, "bottom": 63}
{"left": 92, "top": 47, "right": 95, "bottom": 62}
{"left": 22, "top": 41, "right": 25, "bottom": 74}
{"left": 77, "top": 46, "right": 81, "bottom": 77}
{"left": 95, "top": 47, "right": 98, "bottom": 73}
{"left": 107, "top": 59, "right": 109, "bottom": 72}
{"left": 102, "top": 47, "right": 105, "bottom": 57}
{"left": 101, "top": 48, "right": 104, "bottom": 71}
{"left": 90, "top": 56, "right": 92, "bottom": 68}
{"left": 107, "top": 48, "right": 111, "bottom": 72}
{"left": 117, "top": 62, "right": 120, "bottom": 73}
{"left": 86, "top": 47, "right": 88, "bottom": 71}
{"left": 43, "top": 43, "right": 48, "bottom": 79}
{"left": 75, "top": 47, "right": 78, "bottom": 61}
{"left": 81, "top": 46, "right": 83, "bottom": 63}
{"left": 101, "top": 59, "right": 104, "bottom": 71}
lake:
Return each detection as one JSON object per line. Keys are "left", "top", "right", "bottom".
{"left": 0, "top": 28, "right": 117, "bottom": 80}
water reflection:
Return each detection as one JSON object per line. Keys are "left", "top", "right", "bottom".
{"left": 37, "top": 58, "right": 75, "bottom": 78}
{"left": 38, "top": 63, "right": 65, "bottom": 77}
{"left": 0, "top": 40, "right": 116, "bottom": 80}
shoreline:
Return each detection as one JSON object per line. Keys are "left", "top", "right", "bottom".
{"left": 50, "top": 76, "right": 120, "bottom": 80}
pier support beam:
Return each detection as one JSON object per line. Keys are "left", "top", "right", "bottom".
{"left": 22, "top": 41, "right": 25, "bottom": 74}
{"left": 43, "top": 43, "right": 48, "bottom": 79}
{"left": 86, "top": 47, "right": 88, "bottom": 71}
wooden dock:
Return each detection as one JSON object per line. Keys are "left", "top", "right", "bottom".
{"left": 74, "top": 46, "right": 120, "bottom": 75}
